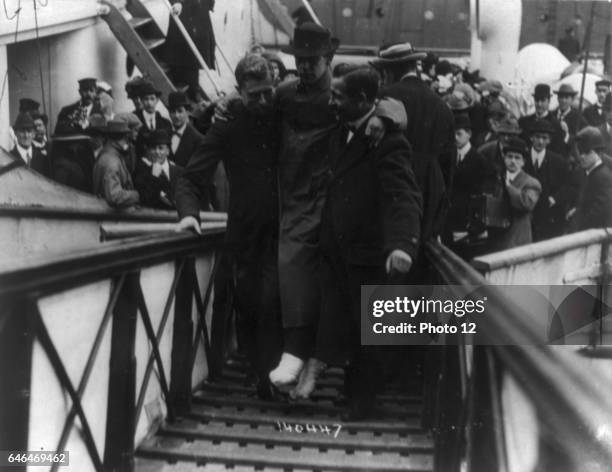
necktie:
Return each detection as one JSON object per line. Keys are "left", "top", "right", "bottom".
{"left": 149, "top": 118, "right": 155, "bottom": 130}
{"left": 26, "top": 150, "right": 31, "bottom": 166}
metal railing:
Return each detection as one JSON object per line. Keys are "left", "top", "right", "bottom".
{"left": 424, "top": 237, "right": 612, "bottom": 471}
{"left": 0, "top": 228, "right": 224, "bottom": 471}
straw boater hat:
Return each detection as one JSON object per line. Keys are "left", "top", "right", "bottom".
{"left": 371, "top": 42, "right": 427, "bottom": 66}
{"left": 281, "top": 22, "right": 339, "bottom": 57}
{"left": 595, "top": 76, "right": 612, "bottom": 88}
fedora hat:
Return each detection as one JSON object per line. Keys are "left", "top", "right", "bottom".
{"left": 102, "top": 120, "right": 131, "bottom": 135}
{"left": 554, "top": 83, "right": 577, "bottom": 96}
{"left": 533, "top": 83, "right": 551, "bottom": 100}
{"left": 137, "top": 81, "right": 162, "bottom": 98}
{"left": 371, "top": 42, "right": 427, "bottom": 65}
{"left": 168, "top": 91, "right": 191, "bottom": 110}
{"left": 281, "top": 22, "right": 339, "bottom": 57}
{"left": 575, "top": 126, "right": 605, "bottom": 151}
{"left": 13, "top": 113, "right": 35, "bottom": 131}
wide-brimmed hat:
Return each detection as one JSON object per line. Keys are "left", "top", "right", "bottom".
{"left": 13, "top": 113, "right": 35, "bottom": 131}
{"left": 554, "top": 83, "right": 577, "bottom": 96}
{"left": 19, "top": 98, "right": 40, "bottom": 113}
{"left": 168, "top": 91, "right": 191, "bottom": 110}
{"left": 575, "top": 126, "right": 605, "bottom": 151}
{"left": 528, "top": 119, "right": 555, "bottom": 135}
{"left": 281, "top": 22, "right": 339, "bottom": 57}
{"left": 503, "top": 137, "right": 528, "bottom": 156}
{"left": 78, "top": 77, "right": 98, "bottom": 90}
{"left": 446, "top": 93, "right": 470, "bottom": 112}
{"left": 145, "top": 129, "right": 171, "bottom": 147}
{"left": 371, "top": 42, "right": 427, "bottom": 66}
{"left": 137, "top": 81, "right": 162, "bottom": 98}
{"left": 102, "top": 120, "right": 131, "bottom": 135}
{"left": 496, "top": 115, "right": 521, "bottom": 135}
{"left": 533, "top": 83, "right": 551, "bottom": 100}
{"left": 114, "top": 112, "right": 142, "bottom": 130}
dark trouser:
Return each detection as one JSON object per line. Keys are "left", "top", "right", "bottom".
{"left": 168, "top": 65, "right": 202, "bottom": 102}
{"left": 233, "top": 247, "right": 283, "bottom": 383}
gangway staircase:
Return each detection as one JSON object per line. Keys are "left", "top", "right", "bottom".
{"left": 135, "top": 358, "right": 434, "bottom": 471}
{"left": 100, "top": 0, "right": 221, "bottom": 102}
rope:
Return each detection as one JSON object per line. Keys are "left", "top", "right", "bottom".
{"left": 0, "top": 0, "right": 21, "bottom": 108}
{"left": 32, "top": 0, "right": 47, "bottom": 115}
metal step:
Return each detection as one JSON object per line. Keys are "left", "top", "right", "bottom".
{"left": 143, "top": 37, "right": 166, "bottom": 50}
{"left": 138, "top": 436, "right": 433, "bottom": 471}
{"left": 129, "top": 16, "right": 153, "bottom": 28}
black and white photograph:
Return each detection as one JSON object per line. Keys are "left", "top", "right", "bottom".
{"left": 2, "top": 0, "right": 612, "bottom": 471}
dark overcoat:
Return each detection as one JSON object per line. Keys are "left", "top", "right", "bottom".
{"left": 10, "top": 146, "right": 51, "bottom": 177}
{"left": 572, "top": 163, "right": 612, "bottom": 231}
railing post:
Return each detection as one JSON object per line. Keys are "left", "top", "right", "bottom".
{"left": 170, "top": 258, "right": 194, "bottom": 416}
{"left": 0, "top": 296, "right": 33, "bottom": 469}
{"left": 104, "top": 274, "right": 139, "bottom": 472}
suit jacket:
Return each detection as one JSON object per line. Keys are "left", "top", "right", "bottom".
{"left": 170, "top": 123, "right": 205, "bottom": 167}
{"left": 519, "top": 113, "right": 566, "bottom": 156}
{"left": 448, "top": 146, "right": 496, "bottom": 232}
{"left": 320, "top": 127, "right": 422, "bottom": 268}
{"left": 599, "top": 123, "right": 612, "bottom": 157}
{"left": 55, "top": 100, "right": 102, "bottom": 135}
{"left": 572, "top": 163, "right": 612, "bottom": 231}
{"left": 382, "top": 75, "right": 454, "bottom": 239}
{"left": 493, "top": 170, "right": 541, "bottom": 250}
{"left": 10, "top": 146, "right": 51, "bottom": 177}
{"left": 523, "top": 148, "right": 574, "bottom": 241}
{"left": 176, "top": 100, "right": 279, "bottom": 261}
{"left": 554, "top": 107, "right": 587, "bottom": 137}
{"left": 583, "top": 104, "right": 606, "bottom": 128}
{"left": 133, "top": 159, "right": 183, "bottom": 209}
{"left": 92, "top": 141, "right": 140, "bottom": 208}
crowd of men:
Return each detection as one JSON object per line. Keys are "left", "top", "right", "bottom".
{"left": 6, "top": 21, "right": 612, "bottom": 419}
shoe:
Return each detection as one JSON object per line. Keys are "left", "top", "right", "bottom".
{"left": 268, "top": 352, "right": 304, "bottom": 386}
{"left": 256, "top": 381, "right": 285, "bottom": 402}
{"left": 290, "top": 358, "right": 326, "bottom": 400}
{"left": 289, "top": 366, "right": 308, "bottom": 399}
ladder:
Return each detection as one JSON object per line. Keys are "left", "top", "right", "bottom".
{"left": 100, "top": 0, "right": 221, "bottom": 103}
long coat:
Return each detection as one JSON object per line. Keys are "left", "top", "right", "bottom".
{"left": 317, "top": 127, "right": 422, "bottom": 364}
{"left": 92, "top": 141, "right": 140, "bottom": 208}
{"left": 275, "top": 72, "right": 337, "bottom": 328}
{"left": 523, "top": 149, "right": 574, "bottom": 241}
{"left": 175, "top": 100, "right": 279, "bottom": 262}
{"left": 494, "top": 170, "right": 541, "bottom": 250}
{"left": 381, "top": 75, "right": 454, "bottom": 240}
{"left": 572, "top": 163, "right": 612, "bottom": 231}
{"left": 10, "top": 146, "right": 51, "bottom": 177}
{"left": 165, "top": 0, "right": 216, "bottom": 70}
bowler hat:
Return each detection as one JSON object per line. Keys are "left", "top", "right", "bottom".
{"left": 281, "top": 22, "right": 339, "bottom": 57}
{"left": 145, "top": 129, "right": 171, "bottom": 147}
{"left": 554, "top": 83, "right": 577, "bottom": 96}
{"left": 13, "top": 113, "right": 35, "bottom": 130}
{"left": 78, "top": 77, "right": 98, "bottom": 90}
{"left": 533, "top": 83, "right": 551, "bottom": 100}
{"left": 575, "top": 126, "right": 605, "bottom": 151}
{"left": 19, "top": 98, "right": 40, "bottom": 113}
{"left": 454, "top": 113, "right": 472, "bottom": 130}
{"left": 528, "top": 119, "right": 555, "bottom": 135}
{"left": 102, "top": 120, "right": 131, "bottom": 135}
{"left": 371, "top": 42, "right": 427, "bottom": 66}
{"left": 168, "top": 91, "right": 191, "bottom": 110}
{"left": 503, "top": 137, "right": 528, "bottom": 156}
{"left": 138, "top": 81, "right": 162, "bottom": 98}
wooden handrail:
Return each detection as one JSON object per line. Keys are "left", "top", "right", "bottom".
{"left": 425, "top": 239, "right": 612, "bottom": 468}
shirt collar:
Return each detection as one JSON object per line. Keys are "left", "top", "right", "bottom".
{"left": 506, "top": 168, "right": 520, "bottom": 182}
{"left": 457, "top": 142, "right": 471, "bottom": 161}
{"left": 586, "top": 157, "right": 603, "bottom": 176}
{"left": 536, "top": 111, "right": 549, "bottom": 119}
{"left": 531, "top": 147, "right": 545, "bottom": 163}
{"left": 401, "top": 71, "right": 420, "bottom": 81}
{"left": 143, "top": 110, "right": 156, "bottom": 121}
{"left": 173, "top": 123, "right": 187, "bottom": 136}
{"left": 347, "top": 106, "right": 376, "bottom": 133}
{"left": 16, "top": 143, "right": 32, "bottom": 162}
